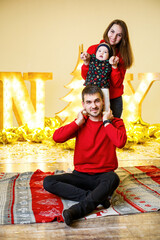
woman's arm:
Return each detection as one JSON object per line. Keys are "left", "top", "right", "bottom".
{"left": 110, "top": 56, "right": 126, "bottom": 88}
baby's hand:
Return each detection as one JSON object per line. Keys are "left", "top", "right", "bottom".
{"left": 80, "top": 52, "right": 90, "bottom": 65}
{"left": 80, "top": 52, "right": 90, "bottom": 61}
{"left": 109, "top": 56, "right": 119, "bottom": 68}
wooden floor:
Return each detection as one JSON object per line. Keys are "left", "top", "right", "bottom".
{"left": 0, "top": 212, "right": 159, "bottom": 240}
{"left": 0, "top": 141, "right": 160, "bottom": 240}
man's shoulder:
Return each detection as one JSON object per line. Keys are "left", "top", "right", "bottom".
{"left": 113, "top": 117, "right": 123, "bottom": 121}
{"left": 112, "top": 117, "right": 125, "bottom": 126}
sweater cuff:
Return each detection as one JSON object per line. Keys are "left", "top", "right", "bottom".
{"left": 104, "top": 122, "right": 114, "bottom": 131}
{"left": 111, "top": 67, "right": 119, "bottom": 73}
{"left": 74, "top": 120, "right": 81, "bottom": 128}
{"left": 82, "top": 63, "right": 89, "bottom": 69}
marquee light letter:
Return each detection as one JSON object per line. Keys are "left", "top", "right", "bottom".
{"left": 123, "top": 73, "right": 160, "bottom": 122}
{"left": 0, "top": 72, "right": 52, "bottom": 129}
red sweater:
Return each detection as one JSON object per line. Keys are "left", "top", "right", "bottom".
{"left": 81, "top": 40, "right": 126, "bottom": 99}
{"left": 53, "top": 118, "right": 127, "bottom": 174}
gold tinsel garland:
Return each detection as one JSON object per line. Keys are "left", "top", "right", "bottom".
{"left": 0, "top": 117, "right": 160, "bottom": 150}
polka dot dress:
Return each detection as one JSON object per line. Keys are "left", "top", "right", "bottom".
{"left": 84, "top": 54, "right": 112, "bottom": 88}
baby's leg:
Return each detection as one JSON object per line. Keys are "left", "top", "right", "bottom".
{"left": 101, "top": 88, "right": 110, "bottom": 111}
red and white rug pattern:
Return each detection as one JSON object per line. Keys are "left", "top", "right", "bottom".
{"left": 0, "top": 165, "right": 159, "bottom": 224}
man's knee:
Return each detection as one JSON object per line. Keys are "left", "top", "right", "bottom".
{"left": 102, "top": 172, "right": 120, "bottom": 190}
{"left": 43, "top": 176, "right": 55, "bottom": 191}
{"left": 113, "top": 172, "right": 120, "bottom": 187}
{"left": 108, "top": 172, "right": 120, "bottom": 193}
{"left": 108, "top": 172, "right": 120, "bottom": 186}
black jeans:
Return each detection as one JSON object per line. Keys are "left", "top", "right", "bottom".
{"left": 110, "top": 96, "right": 123, "bottom": 118}
{"left": 43, "top": 170, "right": 120, "bottom": 217}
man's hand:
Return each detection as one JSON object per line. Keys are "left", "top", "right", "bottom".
{"left": 75, "top": 109, "right": 87, "bottom": 126}
{"left": 109, "top": 56, "right": 119, "bottom": 69}
{"left": 80, "top": 52, "right": 90, "bottom": 65}
{"left": 103, "top": 108, "right": 114, "bottom": 122}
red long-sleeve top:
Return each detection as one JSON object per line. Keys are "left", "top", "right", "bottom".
{"left": 81, "top": 40, "right": 126, "bottom": 99}
{"left": 53, "top": 118, "right": 127, "bottom": 174}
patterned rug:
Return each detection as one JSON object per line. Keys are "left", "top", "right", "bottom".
{"left": 0, "top": 165, "right": 160, "bottom": 224}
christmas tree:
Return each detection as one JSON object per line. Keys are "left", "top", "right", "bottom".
{"left": 56, "top": 45, "right": 85, "bottom": 124}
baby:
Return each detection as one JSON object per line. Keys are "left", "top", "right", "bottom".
{"left": 81, "top": 43, "right": 119, "bottom": 111}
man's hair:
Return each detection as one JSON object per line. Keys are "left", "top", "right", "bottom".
{"left": 82, "top": 85, "right": 104, "bottom": 102}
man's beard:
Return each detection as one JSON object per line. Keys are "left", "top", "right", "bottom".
{"left": 87, "top": 106, "right": 103, "bottom": 118}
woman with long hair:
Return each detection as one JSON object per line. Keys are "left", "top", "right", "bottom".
{"left": 81, "top": 19, "right": 134, "bottom": 118}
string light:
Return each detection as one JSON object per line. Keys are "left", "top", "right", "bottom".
{"left": 3, "top": 77, "right": 13, "bottom": 128}
{"left": 123, "top": 73, "right": 160, "bottom": 123}
{"left": 0, "top": 72, "right": 52, "bottom": 129}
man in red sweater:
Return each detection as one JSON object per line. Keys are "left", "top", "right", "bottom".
{"left": 43, "top": 85, "right": 127, "bottom": 226}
